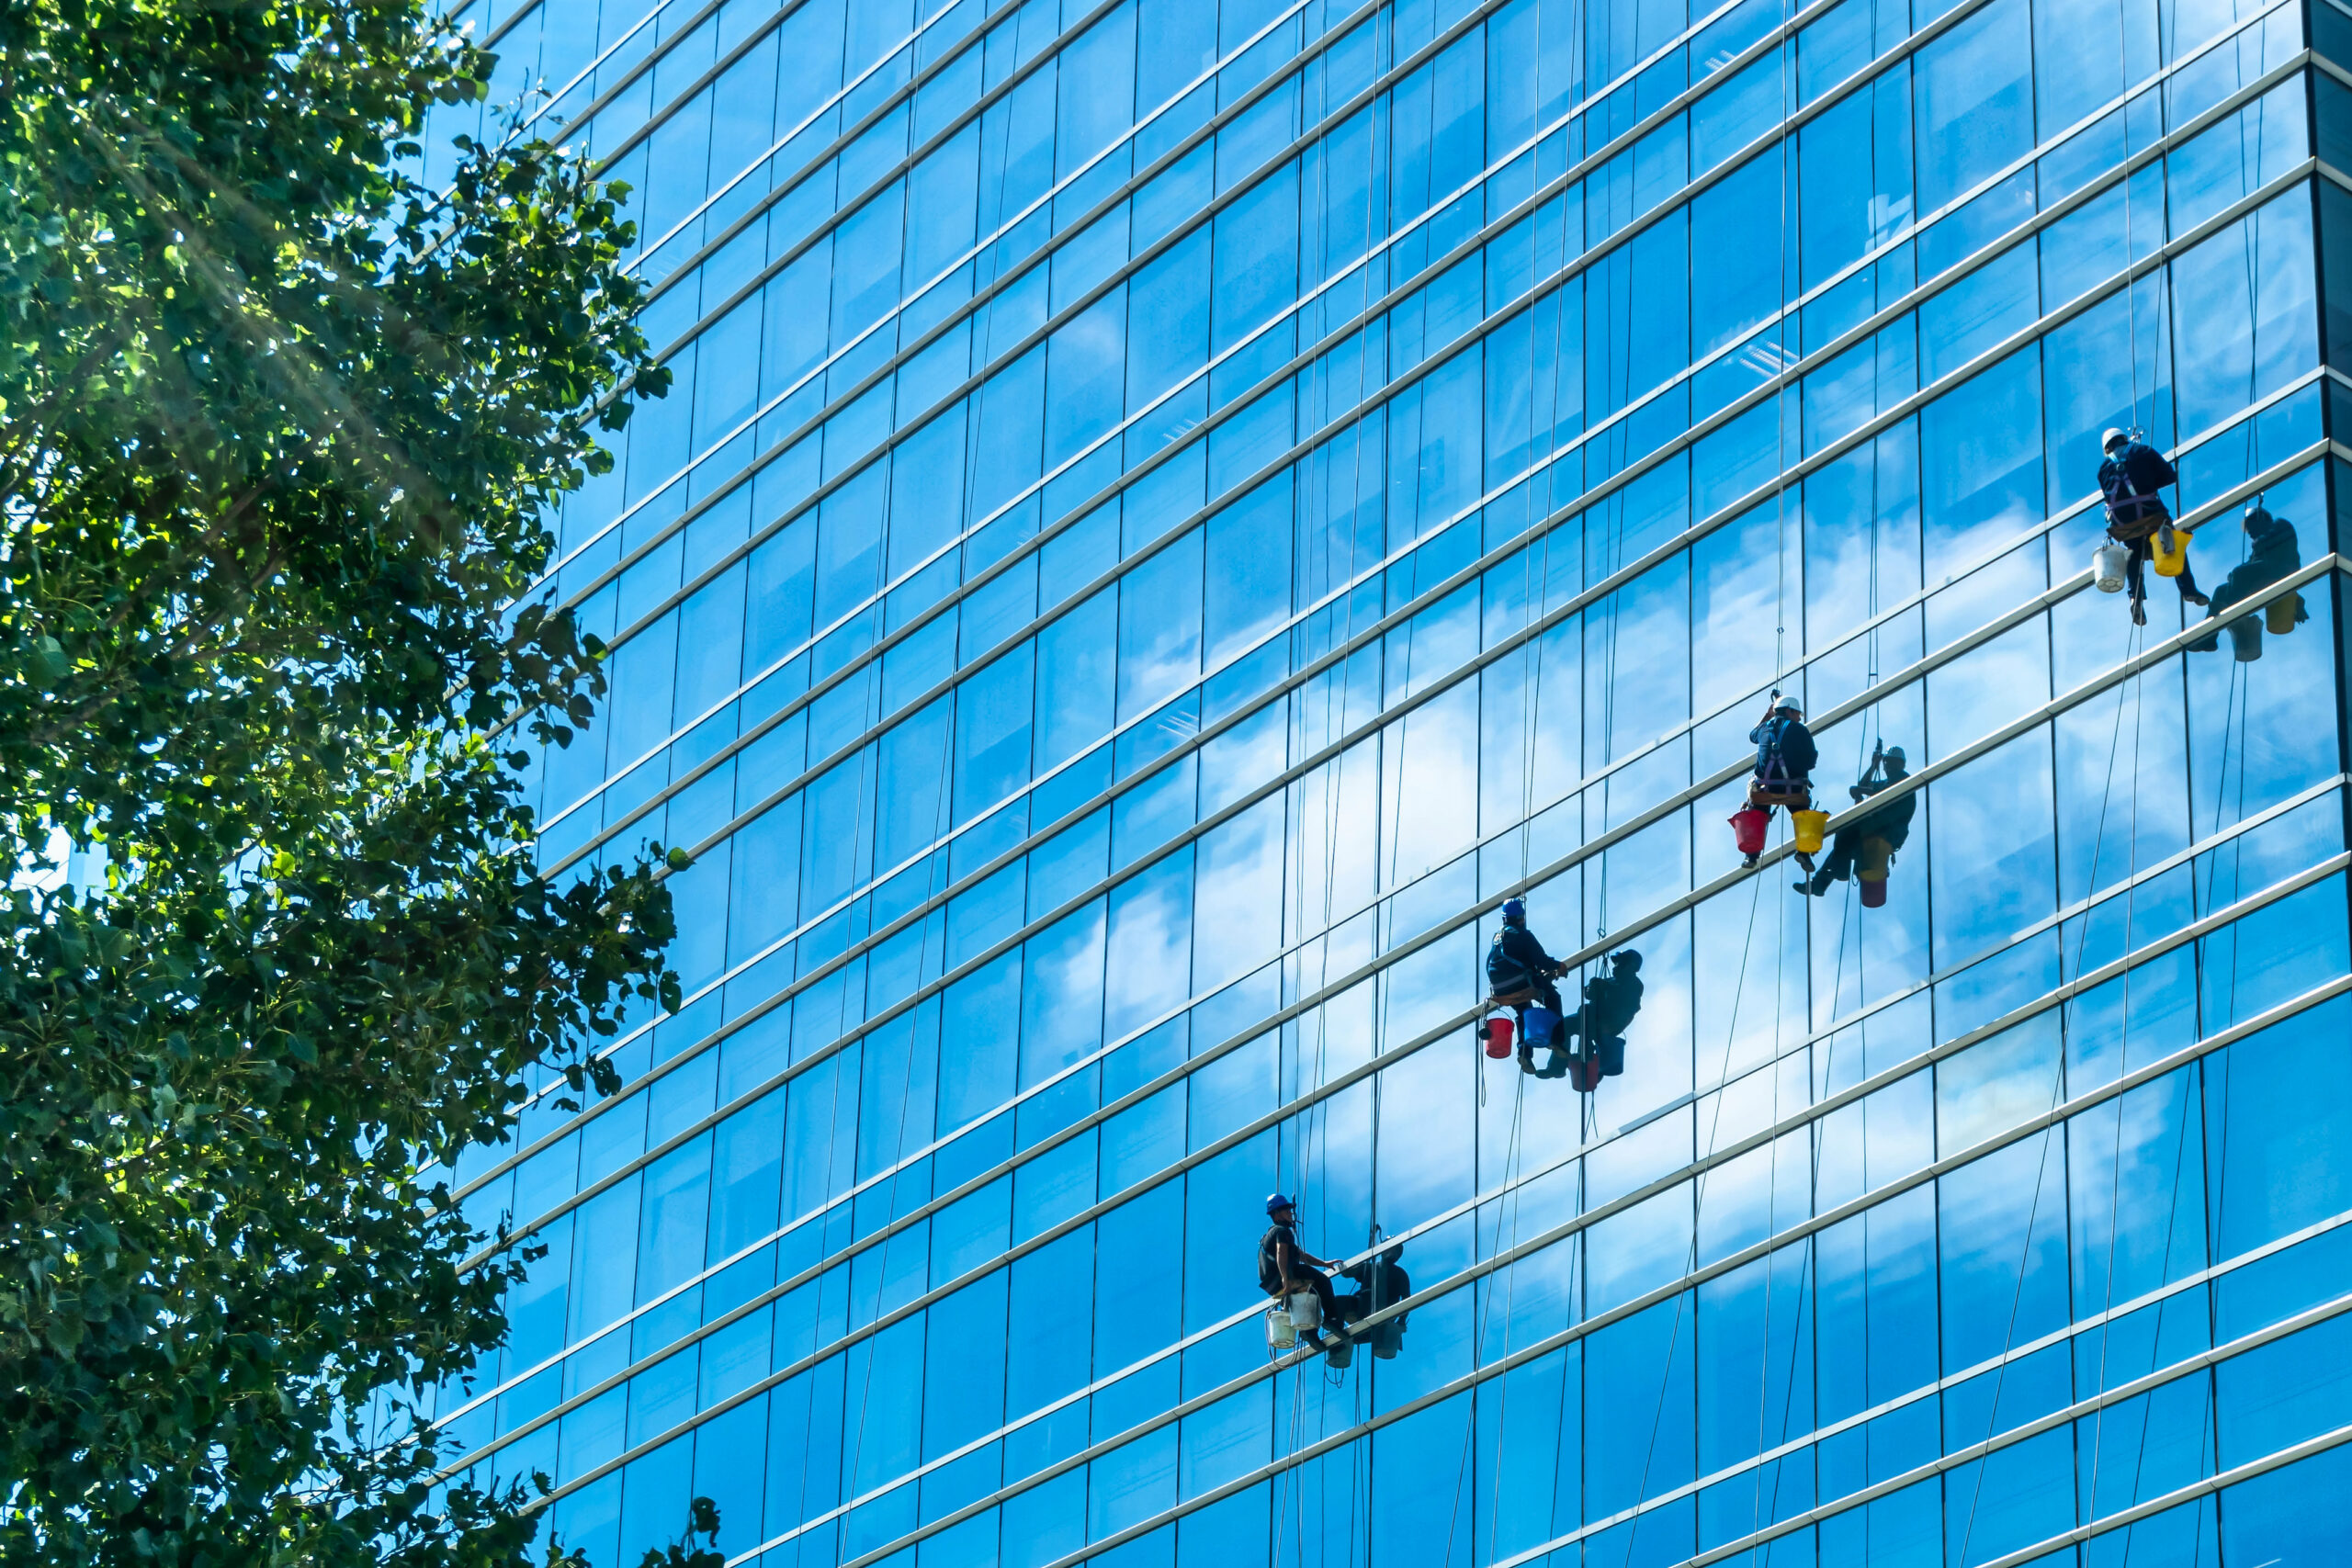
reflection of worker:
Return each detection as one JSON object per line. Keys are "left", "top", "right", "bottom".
{"left": 1549, "top": 950, "right": 1644, "bottom": 1085}
{"left": 1797, "top": 747, "right": 1917, "bottom": 897}
{"left": 2098, "top": 430, "right": 2211, "bottom": 626}
{"left": 1259, "top": 1195, "right": 1345, "bottom": 1346}
{"left": 2189, "top": 505, "right": 2308, "bottom": 654}
{"left": 1340, "top": 1245, "right": 1411, "bottom": 1359}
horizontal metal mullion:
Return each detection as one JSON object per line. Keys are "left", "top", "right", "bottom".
{"left": 459, "top": 444, "right": 2333, "bottom": 1285}
{"left": 460, "top": 394, "right": 2333, "bottom": 1317}
{"left": 555, "top": 0, "right": 1980, "bottom": 682}
{"left": 551, "top": 0, "right": 1894, "bottom": 694}
{"left": 1540, "top": 551, "right": 2340, "bottom": 977}
{"left": 727, "top": 1195, "right": 2352, "bottom": 1568}
{"left": 897, "top": 971, "right": 2352, "bottom": 1568}
{"left": 601, "top": 0, "right": 2273, "bottom": 667}
{"left": 454, "top": 698, "right": 2348, "bottom": 1500}
{"left": 585, "top": 0, "right": 1004, "bottom": 185}
{"left": 1973, "top": 1422, "right": 2352, "bottom": 1568}
{"left": 539, "top": 46, "right": 2309, "bottom": 900}
{"left": 617, "top": 0, "right": 1093, "bottom": 276}
{"left": 440, "top": 760, "right": 2343, "bottom": 1438}
{"left": 515, "top": 327, "right": 2327, "bottom": 1132}
{"left": 623, "top": 0, "right": 1333, "bottom": 339}
{"left": 542, "top": 0, "right": 735, "bottom": 159}
{"left": 1510, "top": 1288, "right": 2352, "bottom": 1568}
{"left": 1624, "top": 764, "right": 2352, "bottom": 1115}
{"left": 622, "top": 0, "right": 1787, "bottom": 444}
{"left": 548, "top": 0, "right": 1561, "bottom": 645}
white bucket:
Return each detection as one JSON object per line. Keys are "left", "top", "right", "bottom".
{"left": 1265, "top": 1289, "right": 1320, "bottom": 1352}
{"left": 2093, "top": 541, "right": 2130, "bottom": 593}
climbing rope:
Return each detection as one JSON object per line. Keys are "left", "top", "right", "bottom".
{"left": 1275, "top": 21, "right": 1395, "bottom": 1560}
{"left": 1952, "top": 611, "right": 2146, "bottom": 1566}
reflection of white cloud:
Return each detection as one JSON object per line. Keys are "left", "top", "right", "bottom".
{"left": 1105, "top": 868, "right": 1191, "bottom": 1039}
{"left": 1194, "top": 801, "right": 1282, "bottom": 994}
{"left": 1387, "top": 687, "right": 1479, "bottom": 882}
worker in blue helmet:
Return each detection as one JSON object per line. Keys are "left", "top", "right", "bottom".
{"left": 1487, "top": 897, "right": 1566, "bottom": 1076}
{"left": 1258, "top": 1194, "right": 1346, "bottom": 1342}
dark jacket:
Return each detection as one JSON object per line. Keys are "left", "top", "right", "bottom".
{"left": 1487, "top": 924, "right": 1557, "bottom": 995}
{"left": 1849, "top": 771, "right": 1917, "bottom": 850}
{"left": 1751, "top": 716, "right": 1817, "bottom": 782}
{"left": 1579, "top": 970, "right": 1645, "bottom": 1039}
{"left": 1259, "top": 1222, "right": 1305, "bottom": 1293}
{"left": 2098, "top": 441, "right": 2177, "bottom": 534}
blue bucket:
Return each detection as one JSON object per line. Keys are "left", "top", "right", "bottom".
{"left": 1521, "top": 1006, "right": 1561, "bottom": 1046}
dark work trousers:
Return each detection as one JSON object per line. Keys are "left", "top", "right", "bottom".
{"left": 1812, "top": 828, "right": 1868, "bottom": 889}
{"left": 1269, "top": 1266, "right": 1344, "bottom": 1325}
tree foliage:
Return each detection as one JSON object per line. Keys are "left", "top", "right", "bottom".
{"left": 0, "top": 0, "right": 684, "bottom": 1561}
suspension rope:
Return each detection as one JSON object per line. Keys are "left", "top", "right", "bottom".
{"left": 1277, "top": 20, "right": 1395, "bottom": 1559}
{"left": 1953, "top": 613, "right": 2145, "bottom": 1566}
{"left": 1537, "top": 0, "right": 1593, "bottom": 1536}
{"left": 2083, "top": 615, "right": 2153, "bottom": 1517}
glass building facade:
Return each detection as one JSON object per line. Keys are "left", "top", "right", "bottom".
{"left": 428, "top": 0, "right": 2352, "bottom": 1560}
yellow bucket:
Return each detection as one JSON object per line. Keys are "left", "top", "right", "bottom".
{"left": 1792, "top": 809, "right": 1828, "bottom": 855}
{"left": 1857, "top": 837, "right": 1893, "bottom": 882}
{"left": 2150, "top": 525, "right": 2190, "bottom": 578}
{"left": 2266, "top": 591, "right": 2301, "bottom": 635}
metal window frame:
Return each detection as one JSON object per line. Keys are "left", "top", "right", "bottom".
{"left": 464, "top": 403, "right": 2325, "bottom": 1253}
{"left": 1497, "top": 1289, "right": 2352, "bottom": 1568}
{"left": 949, "top": 970, "right": 2352, "bottom": 1568}
{"left": 454, "top": 865, "right": 2352, "bottom": 1507}
{"left": 437, "top": 562, "right": 2345, "bottom": 1493}
{"left": 455, "top": 410, "right": 2335, "bottom": 1272}
{"left": 552, "top": 0, "right": 2295, "bottom": 697}
{"left": 533, "top": 31, "right": 2311, "bottom": 919}
{"left": 760, "top": 1203, "right": 2352, "bottom": 1565}
{"left": 466, "top": 202, "right": 2335, "bottom": 1257}
{"left": 541, "top": 0, "right": 1965, "bottom": 682}
{"left": 435, "top": 765, "right": 2347, "bottom": 1446}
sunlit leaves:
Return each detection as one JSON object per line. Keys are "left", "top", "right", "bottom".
{"left": 0, "top": 0, "right": 683, "bottom": 1564}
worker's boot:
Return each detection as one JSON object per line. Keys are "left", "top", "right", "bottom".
{"left": 1794, "top": 851, "right": 1816, "bottom": 874}
{"left": 2130, "top": 596, "right": 2147, "bottom": 626}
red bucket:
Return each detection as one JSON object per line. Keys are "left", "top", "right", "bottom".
{"left": 1731, "top": 806, "right": 1768, "bottom": 858}
{"left": 1860, "top": 877, "right": 1888, "bottom": 908}
{"left": 1484, "top": 1016, "right": 1515, "bottom": 1057}
{"left": 1567, "top": 1056, "right": 1600, "bottom": 1092}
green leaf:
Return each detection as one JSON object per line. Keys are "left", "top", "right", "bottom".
{"left": 0, "top": 6, "right": 679, "bottom": 1563}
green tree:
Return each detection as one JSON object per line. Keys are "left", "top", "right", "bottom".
{"left": 0, "top": 0, "right": 685, "bottom": 1562}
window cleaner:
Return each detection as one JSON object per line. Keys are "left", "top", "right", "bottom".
{"left": 2098, "top": 429, "right": 2211, "bottom": 626}
{"left": 1733, "top": 694, "right": 1822, "bottom": 872}
{"left": 1553, "top": 949, "right": 1645, "bottom": 1090}
{"left": 2188, "top": 503, "right": 2308, "bottom": 661}
{"left": 1795, "top": 742, "right": 1917, "bottom": 905}
{"left": 1260, "top": 1195, "right": 1352, "bottom": 1358}
{"left": 1485, "top": 897, "right": 1567, "bottom": 1077}
{"left": 1340, "top": 1244, "right": 1411, "bottom": 1359}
